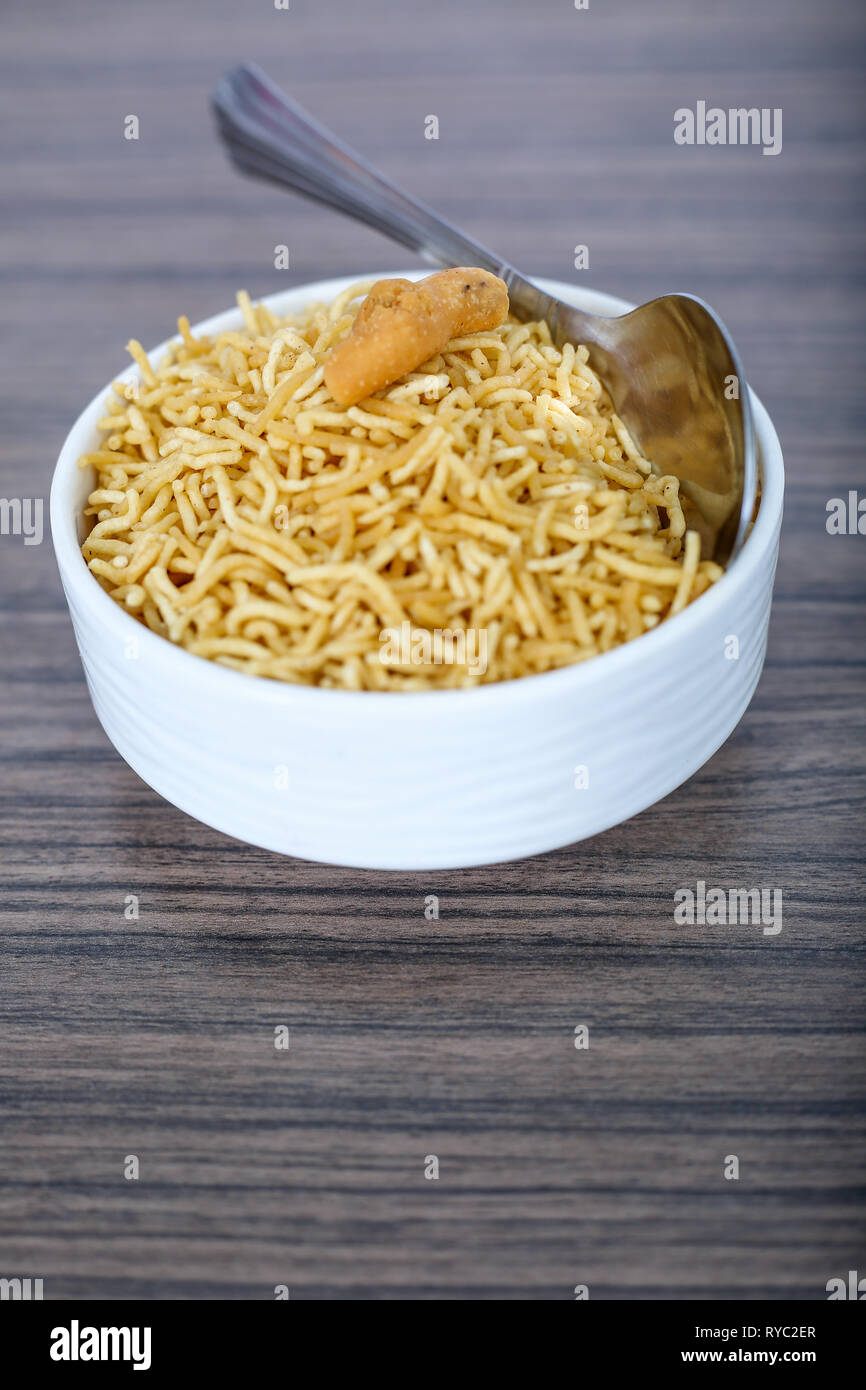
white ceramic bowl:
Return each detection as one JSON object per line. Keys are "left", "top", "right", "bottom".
{"left": 51, "top": 275, "right": 784, "bottom": 870}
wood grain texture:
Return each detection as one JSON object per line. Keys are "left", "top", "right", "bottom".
{"left": 0, "top": 0, "right": 864, "bottom": 1300}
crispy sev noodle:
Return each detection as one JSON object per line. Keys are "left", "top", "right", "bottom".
{"left": 79, "top": 284, "right": 724, "bottom": 689}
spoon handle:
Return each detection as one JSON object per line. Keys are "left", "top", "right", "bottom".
{"left": 211, "top": 63, "right": 554, "bottom": 319}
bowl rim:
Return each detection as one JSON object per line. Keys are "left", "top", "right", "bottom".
{"left": 50, "top": 272, "right": 785, "bottom": 711}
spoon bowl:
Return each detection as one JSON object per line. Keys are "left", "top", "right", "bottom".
{"left": 212, "top": 63, "right": 757, "bottom": 563}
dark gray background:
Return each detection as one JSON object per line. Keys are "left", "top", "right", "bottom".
{"left": 0, "top": 0, "right": 864, "bottom": 1298}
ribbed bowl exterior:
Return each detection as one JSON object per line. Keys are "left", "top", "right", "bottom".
{"left": 51, "top": 278, "right": 784, "bottom": 869}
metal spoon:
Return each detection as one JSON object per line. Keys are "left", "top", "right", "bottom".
{"left": 212, "top": 63, "right": 756, "bottom": 563}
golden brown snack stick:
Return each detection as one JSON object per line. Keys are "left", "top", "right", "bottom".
{"left": 324, "top": 268, "right": 509, "bottom": 407}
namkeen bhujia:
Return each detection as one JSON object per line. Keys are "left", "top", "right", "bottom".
{"left": 79, "top": 269, "right": 723, "bottom": 689}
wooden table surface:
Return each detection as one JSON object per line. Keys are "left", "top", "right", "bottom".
{"left": 1, "top": 0, "right": 864, "bottom": 1299}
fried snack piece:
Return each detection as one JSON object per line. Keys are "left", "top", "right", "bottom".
{"left": 324, "top": 268, "right": 509, "bottom": 407}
